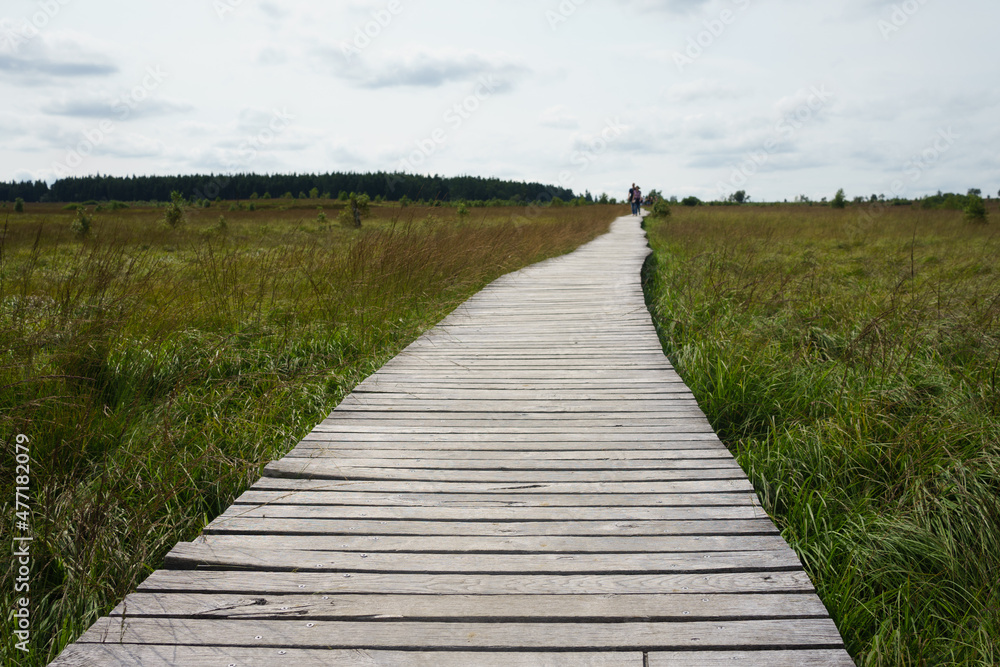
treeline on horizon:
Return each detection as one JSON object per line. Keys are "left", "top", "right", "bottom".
{"left": 0, "top": 172, "right": 577, "bottom": 204}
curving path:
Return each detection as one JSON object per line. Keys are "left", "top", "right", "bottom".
{"left": 53, "top": 214, "right": 853, "bottom": 666}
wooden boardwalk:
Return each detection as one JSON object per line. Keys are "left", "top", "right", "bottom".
{"left": 53, "top": 215, "right": 853, "bottom": 666}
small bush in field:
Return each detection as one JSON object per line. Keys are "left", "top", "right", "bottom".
{"left": 831, "top": 188, "right": 847, "bottom": 209}
{"left": 163, "top": 191, "right": 186, "bottom": 227}
{"left": 965, "top": 193, "right": 988, "bottom": 222}
{"left": 14, "top": 197, "right": 25, "bottom": 212}
{"left": 338, "top": 192, "right": 370, "bottom": 228}
{"left": 457, "top": 203, "right": 469, "bottom": 219}
{"left": 650, "top": 199, "right": 671, "bottom": 220}
{"left": 70, "top": 208, "right": 91, "bottom": 237}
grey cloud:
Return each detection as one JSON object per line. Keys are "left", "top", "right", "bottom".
{"left": 619, "top": 0, "right": 714, "bottom": 14}
{"left": 0, "top": 25, "right": 118, "bottom": 82}
{"left": 43, "top": 97, "right": 194, "bottom": 119}
{"left": 327, "top": 49, "right": 529, "bottom": 89}
{"left": 0, "top": 52, "right": 116, "bottom": 78}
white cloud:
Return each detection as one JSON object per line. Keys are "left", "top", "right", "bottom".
{"left": 539, "top": 105, "right": 579, "bottom": 129}
{"left": 323, "top": 47, "right": 530, "bottom": 89}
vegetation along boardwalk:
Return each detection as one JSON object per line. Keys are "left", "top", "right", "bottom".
{"left": 52, "top": 214, "right": 853, "bottom": 666}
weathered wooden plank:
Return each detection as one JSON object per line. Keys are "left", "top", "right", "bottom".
{"left": 311, "top": 423, "right": 713, "bottom": 434}
{"left": 77, "top": 618, "right": 845, "bottom": 650}
{"left": 247, "top": 478, "right": 755, "bottom": 494}
{"left": 317, "top": 414, "right": 715, "bottom": 424}
{"left": 203, "top": 517, "right": 779, "bottom": 537}
{"left": 649, "top": 650, "right": 856, "bottom": 666}
{"left": 164, "top": 544, "right": 799, "bottom": 573}
{"left": 335, "top": 400, "right": 699, "bottom": 411}
{"left": 136, "top": 570, "right": 816, "bottom": 595}
{"left": 263, "top": 461, "right": 745, "bottom": 482}
{"left": 296, "top": 437, "right": 724, "bottom": 449}
{"left": 109, "top": 592, "right": 831, "bottom": 620}
{"left": 188, "top": 534, "right": 791, "bottom": 554}
{"left": 280, "top": 448, "right": 732, "bottom": 460}
{"left": 300, "top": 433, "right": 722, "bottom": 445}
{"left": 213, "top": 504, "right": 766, "bottom": 522}
{"left": 232, "top": 490, "right": 760, "bottom": 508}
{"left": 51, "top": 646, "right": 644, "bottom": 667}
{"left": 277, "top": 456, "right": 742, "bottom": 472}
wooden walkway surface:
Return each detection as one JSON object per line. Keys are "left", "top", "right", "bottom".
{"left": 53, "top": 215, "right": 853, "bottom": 666}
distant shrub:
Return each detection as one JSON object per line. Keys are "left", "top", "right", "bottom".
{"left": 831, "top": 188, "right": 847, "bottom": 209}
{"left": 338, "top": 193, "right": 370, "bottom": 228}
{"left": 70, "top": 208, "right": 91, "bottom": 237}
{"left": 681, "top": 196, "right": 702, "bottom": 207}
{"left": 262, "top": 192, "right": 271, "bottom": 199}
{"left": 216, "top": 215, "right": 228, "bottom": 231}
{"left": 62, "top": 203, "right": 81, "bottom": 211}
{"left": 14, "top": 197, "right": 24, "bottom": 213}
{"left": 550, "top": 197, "right": 565, "bottom": 207}
{"left": 282, "top": 192, "right": 294, "bottom": 199}
{"left": 250, "top": 192, "right": 259, "bottom": 200}
{"left": 457, "top": 203, "right": 469, "bottom": 219}
{"left": 108, "top": 200, "right": 129, "bottom": 210}
{"left": 338, "top": 191, "right": 349, "bottom": 201}
{"left": 650, "top": 199, "right": 672, "bottom": 219}
{"left": 163, "top": 191, "right": 185, "bottom": 227}
{"left": 309, "top": 188, "right": 320, "bottom": 199}
{"left": 964, "top": 194, "right": 988, "bottom": 223}
{"left": 298, "top": 191, "right": 308, "bottom": 200}
{"left": 248, "top": 202, "right": 256, "bottom": 212}
{"left": 82, "top": 200, "right": 99, "bottom": 206}
{"left": 399, "top": 195, "right": 411, "bottom": 208}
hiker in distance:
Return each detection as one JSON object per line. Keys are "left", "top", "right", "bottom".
{"left": 628, "top": 183, "right": 642, "bottom": 216}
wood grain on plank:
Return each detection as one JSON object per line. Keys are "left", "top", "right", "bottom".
{"left": 109, "top": 592, "right": 832, "bottom": 620}
{"left": 51, "top": 646, "right": 644, "bottom": 667}
{"left": 77, "top": 617, "right": 846, "bottom": 650}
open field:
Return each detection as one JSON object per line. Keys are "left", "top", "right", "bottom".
{"left": 0, "top": 202, "right": 618, "bottom": 665}
{"left": 643, "top": 203, "right": 1000, "bottom": 666}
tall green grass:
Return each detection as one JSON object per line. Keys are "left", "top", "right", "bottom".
{"left": 643, "top": 205, "right": 1000, "bottom": 666}
{"left": 0, "top": 203, "right": 617, "bottom": 665}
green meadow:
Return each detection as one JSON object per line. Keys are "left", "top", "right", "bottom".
{"left": 643, "top": 203, "right": 1000, "bottom": 666}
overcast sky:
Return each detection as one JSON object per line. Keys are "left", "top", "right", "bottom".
{"left": 1, "top": 0, "right": 997, "bottom": 202}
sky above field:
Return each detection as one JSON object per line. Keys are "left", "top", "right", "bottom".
{"left": 1, "top": 0, "right": 998, "bottom": 202}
